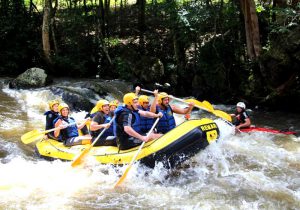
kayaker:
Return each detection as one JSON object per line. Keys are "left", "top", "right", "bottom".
{"left": 90, "top": 99, "right": 116, "bottom": 146}
{"left": 44, "top": 100, "right": 60, "bottom": 140}
{"left": 231, "top": 102, "right": 251, "bottom": 130}
{"left": 114, "top": 92, "right": 163, "bottom": 150}
{"left": 54, "top": 103, "right": 91, "bottom": 146}
{"left": 150, "top": 90, "right": 194, "bottom": 134}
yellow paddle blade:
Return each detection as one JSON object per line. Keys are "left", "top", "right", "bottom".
{"left": 0, "top": 185, "right": 12, "bottom": 190}
{"left": 185, "top": 99, "right": 231, "bottom": 122}
{"left": 114, "top": 118, "right": 159, "bottom": 188}
{"left": 114, "top": 165, "right": 132, "bottom": 188}
{"left": 114, "top": 140, "right": 147, "bottom": 188}
{"left": 213, "top": 110, "right": 232, "bottom": 122}
{"left": 202, "top": 100, "right": 214, "bottom": 112}
{"left": 71, "top": 145, "right": 93, "bottom": 167}
{"left": 90, "top": 105, "right": 98, "bottom": 115}
{"left": 21, "top": 130, "right": 45, "bottom": 144}
{"left": 184, "top": 99, "right": 209, "bottom": 111}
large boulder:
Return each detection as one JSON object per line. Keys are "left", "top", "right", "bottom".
{"left": 50, "top": 86, "right": 97, "bottom": 112}
{"left": 9, "top": 67, "right": 52, "bottom": 89}
{"left": 49, "top": 79, "right": 132, "bottom": 111}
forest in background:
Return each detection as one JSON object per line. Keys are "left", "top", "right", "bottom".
{"left": 0, "top": 0, "right": 299, "bottom": 111}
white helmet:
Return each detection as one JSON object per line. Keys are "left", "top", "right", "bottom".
{"left": 236, "top": 102, "right": 246, "bottom": 109}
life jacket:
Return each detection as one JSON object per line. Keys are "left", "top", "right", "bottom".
{"left": 44, "top": 110, "right": 59, "bottom": 130}
{"left": 114, "top": 105, "right": 141, "bottom": 135}
{"left": 234, "top": 110, "right": 250, "bottom": 126}
{"left": 53, "top": 116, "right": 78, "bottom": 141}
{"left": 91, "top": 111, "right": 114, "bottom": 139}
{"left": 138, "top": 105, "right": 154, "bottom": 133}
{"left": 156, "top": 105, "right": 176, "bottom": 134}
{"left": 114, "top": 105, "right": 142, "bottom": 149}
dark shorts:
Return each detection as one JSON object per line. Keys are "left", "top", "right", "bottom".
{"left": 118, "top": 137, "right": 143, "bottom": 150}
{"left": 80, "top": 125, "right": 90, "bottom": 135}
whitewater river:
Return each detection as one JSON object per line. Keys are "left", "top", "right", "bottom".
{"left": 0, "top": 78, "right": 299, "bottom": 209}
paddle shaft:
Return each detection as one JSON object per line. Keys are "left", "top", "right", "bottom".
{"left": 140, "top": 88, "right": 210, "bottom": 112}
{"left": 141, "top": 88, "right": 232, "bottom": 122}
{"left": 21, "top": 121, "right": 80, "bottom": 144}
{"left": 71, "top": 116, "right": 115, "bottom": 167}
{"left": 126, "top": 117, "right": 159, "bottom": 166}
{"left": 90, "top": 116, "right": 116, "bottom": 147}
{"left": 46, "top": 121, "right": 77, "bottom": 133}
{"left": 46, "top": 118, "right": 89, "bottom": 135}
{"left": 114, "top": 117, "right": 160, "bottom": 188}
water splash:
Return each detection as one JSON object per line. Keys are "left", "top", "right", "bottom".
{"left": 1, "top": 79, "right": 300, "bottom": 209}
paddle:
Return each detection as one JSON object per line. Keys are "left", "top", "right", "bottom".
{"left": 71, "top": 116, "right": 116, "bottom": 167}
{"left": 140, "top": 89, "right": 232, "bottom": 122}
{"left": 114, "top": 117, "right": 160, "bottom": 188}
{"left": 21, "top": 121, "right": 78, "bottom": 144}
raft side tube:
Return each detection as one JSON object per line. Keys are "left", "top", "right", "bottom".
{"left": 34, "top": 119, "right": 220, "bottom": 168}
{"left": 141, "top": 122, "right": 220, "bottom": 168}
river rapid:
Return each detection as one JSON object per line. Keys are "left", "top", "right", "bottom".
{"left": 0, "top": 78, "right": 299, "bottom": 210}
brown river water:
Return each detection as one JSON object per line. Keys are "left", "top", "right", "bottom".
{"left": 0, "top": 78, "right": 299, "bottom": 209}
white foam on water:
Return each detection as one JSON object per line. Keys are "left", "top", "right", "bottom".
{"left": 1, "top": 85, "right": 299, "bottom": 209}
{"left": 2, "top": 87, "right": 60, "bottom": 127}
{"left": 0, "top": 157, "right": 120, "bottom": 209}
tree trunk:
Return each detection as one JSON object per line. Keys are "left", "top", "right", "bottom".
{"left": 99, "top": 0, "right": 106, "bottom": 36}
{"left": 104, "top": 0, "right": 110, "bottom": 36}
{"left": 84, "top": 0, "right": 88, "bottom": 15}
{"left": 42, "top": 0, "right": 51, "bottom": 63}
{"left": 240, "top": 0, "right": 261, "bottom": 60}
{"left": 138, "top": 0, "right": 146, "bottom": 32}
{"left": 96, "top": 8, "right": 112, "bottom": 65}
{"left": 50, "top": 0, "right": 58, "bottom": 54}
{"left": 120, "top": 0, "right": 125, "bottom": 36}
{"left": 51, "top": 18, "right": 58, "bottom": 54}
{"left": 173, "top": 33, "right": 185, "bottom": 73}
{"left": 29, "top": 0, "right": 40, "bottom": 14}
{"left": 167, "top": 0, "right": 186, "bottom": 83}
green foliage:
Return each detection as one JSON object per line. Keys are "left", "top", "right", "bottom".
{"left": 0, "top": 2, "right": 42, "bottom": 75}
{"left": 113, "top": 57, "right": 132, "bottom": 80}
{"left": 0, "top": 0, "right": 298, "bottom": 110}
{"left": 269, "top": 4, "right": 299, "bottom": 34}
{"left": 256, "top": 5, "right": 265, "bottom": 13}
{"left": 104, "top": 37, "right": 121, "bottom": 47}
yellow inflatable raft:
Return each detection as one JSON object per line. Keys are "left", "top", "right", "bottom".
{"left": 35, "top": 118, "right": 219, "bottom": 168}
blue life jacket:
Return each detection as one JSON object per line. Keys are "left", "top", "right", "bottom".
{"left": 114, "top": 105, "right": 143, "bottom": 150}
{"left": 53, "top": 116, "right": 78, "bottom": 140}
{"left": 91, "top": 111, "right": 114, "bottom": 139}
{"left": 44, "top": 110, "right": 59, "bottom": 130}
{"left": 114, "top": 105, "right": 141, "bottom": 136}
{"left": 156, "top": 105, "right": 176, "bottom": 134}
{"left": 103, "top": 114, "right": 114, "bottom": 137}
{"left": 138, "top": 105, "right": 154, "bottom": 133}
